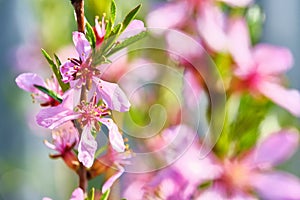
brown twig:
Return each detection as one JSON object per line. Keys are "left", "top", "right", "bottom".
{"left": 71, "top": 0, "right": 85, "bottom": 33}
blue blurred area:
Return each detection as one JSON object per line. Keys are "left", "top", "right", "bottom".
{"left": 259, "top": 0, "right": 300, "bottom": 90}
{"left": 0, "top": 0, "right": 299, "bottom": 199}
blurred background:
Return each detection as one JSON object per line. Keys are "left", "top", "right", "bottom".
{"left": 0, "top": 0, "right": 299, "bottom": 199}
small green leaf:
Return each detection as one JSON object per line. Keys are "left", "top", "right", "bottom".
{"left": 86, "top": 20, "right": 97, "bottom": 49}
{"left": 87, "top": 187, "right": 95, "bottom": 200}
{"left": 41, "top": 49, "right": 70, "bottom": 92}
{"left": 54, "top": 53, "right": 62, "bottom": 66}
{"left": 100, "top": 189, "right": 110, "bottom": 200}
{"left": 121, "top": 4, "right": 141, "bottom": 32}
{"left": 34, "top": 85, "right": 62, "bottom": 103}
{"left": 106, "top": 31, "right": 147, "bottom": 57}
{"left": 110, "top": 0, "right": 117, "bottom": 25}
{"left": 111, "top": 23, "right": 123, "bottom": 36}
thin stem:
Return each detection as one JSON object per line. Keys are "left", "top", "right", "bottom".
{"left": 70, "top": 0, "right": 88, "bottom": 193}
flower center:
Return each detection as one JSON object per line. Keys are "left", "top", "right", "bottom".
{"left": 75, "top": 96, "right": 110, "bottom": 126}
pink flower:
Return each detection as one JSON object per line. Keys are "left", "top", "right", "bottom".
{"left": 196, "top": 130, "right": 300, "bottom": 200}
{"left": 122, "top": 125, "right": 222, "bottom": 200}
{"left": 44, "top": 121, "right": 79, "bottom": 156}
{"left": 36, "top": 90, "right": 126, "bottom": 168}
{"left": 15, "top": 73, "right": 62, "bottom": 106}
{"left": 94, "top": 16, "right": 106, "bottom": 47}
{"left": 228, "top": 19, "right": 300, "bottom": 116}
{"left": 59, "top": 32, "right": 131, "bottom": 112}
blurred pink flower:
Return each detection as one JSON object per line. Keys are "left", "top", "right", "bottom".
{"left": 44, "top": 121, "right": 79, "bottom": 156}
{"left": 228, "top": 19, "right": 300, "bottom": 116}
{"left": 147, "top": 0, "right": 252, "bottom": 30}
{"left": 196, "top": 130, "right": 300, "bottom": 200}
{"left": 122, "top": 125, "right": 222, "bottom": 200}
{"left": 36, "top": 90, "right": 126, "bottom": 167}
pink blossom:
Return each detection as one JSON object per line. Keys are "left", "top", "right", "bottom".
{"left": 59, "top": 32, "right": 131, "bottom": 112}
{"left": 15, "top": 73, "right": 62, "bottom": 106}
{"left": 94, "top": 16, "right": 106, "bottom": 47}
{"left": 44, "top": 121, "right": 79, "bottom": 156}
{"left": 196, "top": 130, "right": 300, "bottom": 200}
{"left": 36, "top": 90, "right": 126, "bottom": 167}
{"left": 122, "top": 125, "right": 222, "bottom": 200}
{"left": 228, "top": 19, "right": 300, "bottom": 116}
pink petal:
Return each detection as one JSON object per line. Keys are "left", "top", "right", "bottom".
{"left": 70, "top": 188, "right": 84, "bottom": 200}
{"left": 253, "top": 44, "right": 293, "bottom": 75}
{"left": 258, "top": 81, "right": 300, "bottom": 117}
{"left": 102, "top": 164, "right": 124, "bottom": 193}
{"left": 93, "top": 77, "right": 131, "bottom": 112}
{"left": 60, "top": 60, "right": 77, "bottom": 83}
{"left": 15, "top": 73, "right": 46, "bottom": 93}
{"left": 146, "top": 2, "right": 188, "bottom": 29}
{"left": 78, "top": 124, "right": 97, "bottom": 168}
{"left": 182, "top": 69, "right": 203, "bottom": 109}
{"left": 197, "top": 2, "right": 228, "bottom": 52}
{"left": 36, "top": 106, "right": 79, "bottom": 129}
{"left": 228, "top": 18, "right": 253, "bottom": 69}
{"left": 218, "top": 0, "right": 253, "bottom": 7}
{"left": 118, "top": 20, "right": 146, "bottom": 41}
{"left": 72, "top": 31, "right": 92, "bottom": 61}
{"left": 94, "top": 17, "right": 105, "bottom": 39}
{"left": 36, "top": 90, "right": 80, "bottom": 129}
{"left": 100, "top": 118, "right": 125, "bottom": 152}
{"left": 243, "top": 130, "right": 299, "bottom": 168}
{"left": 250, "top": 172, "right": 300, "bottom": 200}
{"left": 42, "top": 198, "right": 52, "bottom": 200}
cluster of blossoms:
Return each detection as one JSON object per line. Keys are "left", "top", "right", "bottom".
{"left": 16, "top": 1, "right": 145, "bottom": 198}
{"left": 116, "top": 0, "right": 300, "bottom": 199}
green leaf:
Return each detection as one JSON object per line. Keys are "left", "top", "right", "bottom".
{"left": 106, "top": 31, "right": 147, "bottom": 57}
{"left": 121, "top": 4, "right": 141, "bottom": 32}
{"left": 87, "top": 187, "right": 95, "bottom": 200}
{"left": 100, "top": 189, "right": 110, "bottom": 200}
{"left": 41, "top": 49, "right": 70, "bottom": 92}
{"left": 54, "top": 53, "right": 62, "bottom": 66}
{"left": 86, "top": 19, "right": 97, "bottom": 49}
{"left": 110, "top": 0, "right": 117, "bottom": 25}
{"left": 34, "top": 85, "right": 62, "bottom": 103}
